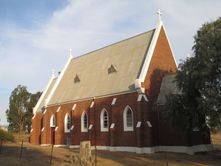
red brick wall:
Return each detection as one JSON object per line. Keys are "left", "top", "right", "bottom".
{"left": 42, "top": 92, "right": 140, "bottom": 147}
{"left": 30, "top": 112, "right": 42, "bottom": 144}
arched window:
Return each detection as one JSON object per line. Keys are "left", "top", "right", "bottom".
{"left": 100, "top": 109, "right": 109, "bottom": 132}
{"left": 64, "top": 113, "right": 71, "bottom": 133}
{"left": 81, "top": 112, "right": 88, "bottom": 132}
{"left": 123, "top": 106, "right": 133, "bottom": 131}
{"left": 50, "top": 114, "right": 56, "bottom": 128}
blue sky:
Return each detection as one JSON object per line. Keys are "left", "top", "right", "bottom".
{"left": 0, "top": 0, "right": 220, "bottom": 125}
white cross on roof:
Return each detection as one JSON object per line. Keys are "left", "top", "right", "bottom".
{"left": 156, "top": 9, "right": 162, "bottom": 22}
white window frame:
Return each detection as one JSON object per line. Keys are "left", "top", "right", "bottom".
{"left": 123, "top": 105, "right": 134, "bottom": 131}
{"left": 50, "top": 114, "right": 56, "bottom": 128}
{"left": 100, "top": 108, "right": 109, "bottom": 132}
{"left": 64, "top": 113, "right": 71, "bottom": 133}
{"left": 81, "top": 112, "right": 88, "bottom": 132}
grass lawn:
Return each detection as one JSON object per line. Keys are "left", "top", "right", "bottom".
{"left": 0, "top": 133, "right": 221, "bottom": 166}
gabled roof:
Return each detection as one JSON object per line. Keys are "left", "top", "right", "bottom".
{"left": 33, "top": 76, "right": 57, "bottom": 113}
{"left": 45, "top": 17, "right": 177, "bottom": 106}
{"left": 47, "top": 29, "right": 155, "bottom": 105}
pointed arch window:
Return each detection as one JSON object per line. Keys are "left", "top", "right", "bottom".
{"left": 81, "top": 112, "right": 88, "bottom": 132}
{"left": 64, "top": 113, "right": 71, "bottom": 133}
{"left": 123, "top": 106, "right": 134, "bottom": 131}
{"left": 100, "top": 109, "right": 109, "bottom": 132}
{"left": 50, "top": 114, "right": 56, "bottom": 128}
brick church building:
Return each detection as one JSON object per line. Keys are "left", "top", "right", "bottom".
{"left": 31, "top": 14, "right": 212, "bottom": 154}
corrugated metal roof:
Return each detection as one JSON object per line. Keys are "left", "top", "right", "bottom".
{"left": 157, "top": 74, "right": 180, "bottom": 105}
{"left": 48, "top": 29, "right": 155, "bottom": 105}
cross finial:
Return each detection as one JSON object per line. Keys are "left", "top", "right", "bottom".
{"left": 156, "top": 9, "right": 162, "bottom": 23}
{"left": 69, "top": 48, "right": 72, "bottom": 57}
{"left": 51, "top": 69, "right": 55, "bottom": 77}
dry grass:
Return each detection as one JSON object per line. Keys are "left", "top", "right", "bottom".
{"left": 0, "top": 133, "right": 221, "bottom": 166}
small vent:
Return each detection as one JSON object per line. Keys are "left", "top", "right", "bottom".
{"left": 108, "top": 64, "right": 117, "bottom": 74}
{"left": 74, "top": 74, "right": 80, "bottom": 83}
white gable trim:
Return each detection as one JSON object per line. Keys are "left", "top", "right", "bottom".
{"left": 32, "top": 114, "right": 36, "bottom": 120}
{"left": 162, "top": 24, "right": 178, "bottom": 68}
{"left": 56, "top": 106, "right": 61, "bottom": 112}
{"left": 136, "top": 121, "right": 141, "bottom": 128}
{"left": 110, "top": 123, "right": 115, "bottom": 129}
{"left": 146, "top": 121, "right": 152, "bottom": 127}
{"left": 137, "top": 21, "right": 177, "bottom": 84}
{"left": 33, "top": 74, "right": 56, "bottom": 114}
{"left": 138, "top": 21, "right": 163, "bottom": 82}
{"left": 111, "top": 98, "right": 117, "bottom": 106}
{"left": 72, "top": 104, "right": 76, "bottom": 111}
{"left": 46, "top": 55, "right": 73, "bottom": 106}
{"left": 90, "top": 101, "right": 94, "bottom": 108}
{"left": 137, "top": 94, "right": 148, "bottom": 102}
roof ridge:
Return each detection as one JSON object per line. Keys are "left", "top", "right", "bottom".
{"left": 71, "top": 29, "right": 155, "bottom": 61}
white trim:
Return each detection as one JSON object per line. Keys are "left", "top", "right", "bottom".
{"left": 123, "top": 105, "right": 134, "bottom": 131}
{"left": 146, "top": 121, "right": 152, "bottom": 127}
{"left": 64, "top": 113, "right": 71, "bottom": 133}
{"left": 100, "top": 108, "right": 109, "bottom": 132}
{"left": 111, "top": 98, "right": 117, "bottom": 106}
{"left": 56, "top": 106, "right": 61, "bottom": 112}
{"left": 43, "top": 109, "right": 47, "bottom": 114}
{"left": 51, "top": 144, "right": 212, "bottom": 155}
{"left": 72, "top": 104, "right": 76, "bottom": 111}
{"left": 54, "top": 144, "right": 67, "bottom": 148}
{"left": 90, "top": 101, "right": 94, "bottom": 108}
{"left": 110, "top": 123, "right": 115, "bottom": 129}
{"left": 47, "top": 90, "right": 136, "bottom": 108}
{"left": 89, "top": 124, "right": 93, "bottom": 130}
{"left": 32, "top": 114, "right": 36, "bottom": 120}
{"left": 50, "top": 115, "right": 56, "bottom": 127}
{"left": 70, "top": 125, "right": 74, "bottom": 130}
{"left": 81, "top": 112, "right": 88, "bottom": 132}
{"left": 55, "top": 126, "right": 58, "bottom": 131}
{"left": 138, "top": 20, "right": 163, "bottom": 82}
{"left": 41, "top": 127, "right": 45, "bottom": 132}
{"left": 136, "top": 121, "right": 141, "bottom": 128}
{"left": 137, "top": 94, "right": 143, "bottom": 102}
{"left": 161, "top": 24, "right": 178, "bottom": 68}
{"left": 137, "top": 94, "right": 149, "bottom": 102}
{"left": 46, "top": 55, "right": 73, "bottom": 106}
{"left": 134, "top": 79, "right": 145, "bottom": 93}
{"left": 143, "top": 94, "right": 148, "bottom": 102}
{"left": 33, "top": 74, "right": 56, "bottom": 114}
{"left": 91, "top": 144, "right": 212, "bottom": 155}
{"left": 40, "top": 144, "right": 50, "bottom": 147}
{"left": 69, "top": 145, "right": 80, "bottom": 148}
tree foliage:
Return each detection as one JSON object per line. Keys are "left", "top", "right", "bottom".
{"left": 6, "top": 85, "right": 41, "bottom": 140}
{"left": 0, "top": 129, "right": 15, "bottom": 142}
{"left": 165, "top": 17, "right": 221, "bottom": 132}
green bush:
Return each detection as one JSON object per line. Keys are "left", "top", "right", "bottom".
{"left": 0, "top": 129, "right": 15, "bottom": 142}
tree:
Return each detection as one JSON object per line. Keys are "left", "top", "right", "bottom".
{"left": 165, "top": 17, "right": 221, "bottom": 132}
{"left": 6, "top": 85, "right": 41, "bottom": 141}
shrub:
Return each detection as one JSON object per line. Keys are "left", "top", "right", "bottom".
{"left": 0, "top": 129, "right": 15, "bottom": 142}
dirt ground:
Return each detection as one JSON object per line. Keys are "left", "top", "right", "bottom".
{"left": 0, "top": 133, "right": 221, "bottom": 166}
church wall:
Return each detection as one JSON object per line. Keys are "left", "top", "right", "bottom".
{"left": 38, "top": 92, "right": 148, "bottom": 147}
{"left": 30, "top": 112, "right": 42, "bottom": 144}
